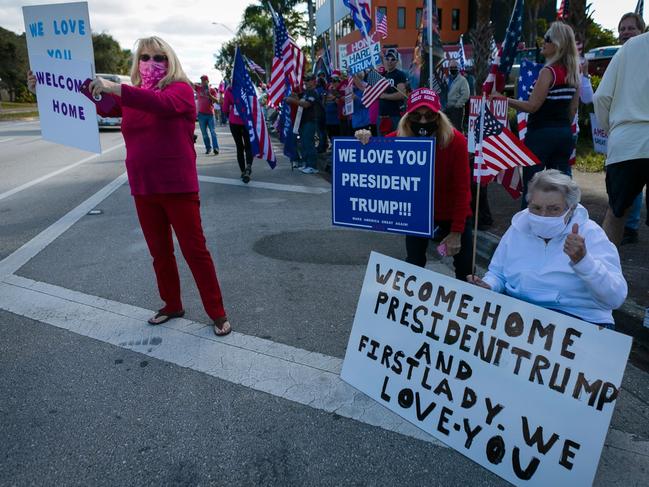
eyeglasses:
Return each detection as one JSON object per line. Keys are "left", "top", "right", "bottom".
{"left": 408, "top": 112, "right": 436, "bottom": 123}
{"left": 139, "top": 54, "right": 167, "bottom": 62}
{"left": 543, "top": 35, "right": 553, "bottom": 44}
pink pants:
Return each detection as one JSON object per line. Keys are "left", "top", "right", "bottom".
{"left": 134, "top": 192, "right": 226, "bottom": 320}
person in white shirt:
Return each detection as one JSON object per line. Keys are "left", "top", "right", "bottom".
{"left": 468, "top": 170, "right": 627, "bottom": 328}
{"left": 594, "top": 30, "right": 649, "bottom": 246}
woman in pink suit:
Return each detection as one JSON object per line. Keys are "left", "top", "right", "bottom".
{"left": 87, "top": 37, "right": 231, "bottom": 335}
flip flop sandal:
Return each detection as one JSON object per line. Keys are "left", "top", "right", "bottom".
{"left": 147, "top": 309, "right": 185, "bottom": 325}
{"left": 213, "top": 317, "right": 232, "bottom": 336}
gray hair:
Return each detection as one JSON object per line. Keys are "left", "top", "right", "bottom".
{"left": 526, "top": 169, "right": 581, "bottom": 208}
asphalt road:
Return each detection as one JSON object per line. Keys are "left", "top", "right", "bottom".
{"left": 1, "top": 119, "right": 648, "bottom": 486}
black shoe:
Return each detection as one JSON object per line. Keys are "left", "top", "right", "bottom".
{"left": 213, "top": 148, "right": 219, "bottom": 155}
{"left": 205, "top": 149, "right": 210, "bottom": 155}
{"left": 242, "top": 166, "right": 251, "bottom": 184}
{"left": 621, "top": 228, "right": 639, "bottom": 246}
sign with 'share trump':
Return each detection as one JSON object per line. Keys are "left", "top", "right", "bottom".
{"left": 341, "top": 252, "right": 631, "bottom": 486}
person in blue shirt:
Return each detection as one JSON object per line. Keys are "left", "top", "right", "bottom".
{"left": 351, "top": 70, "right": 375, "bottom": 134}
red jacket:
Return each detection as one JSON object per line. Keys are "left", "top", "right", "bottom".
{"left": 101, "top": 82, "right": 198, "bottom": 196}
{"left": 388, "top": 128, "right": 472, "bottom": 232}
{"left": 222, "top": 87, "right": 245, "bottom": 125}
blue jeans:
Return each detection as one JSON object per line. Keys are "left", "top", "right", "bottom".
{"left": 198, "top": 112, "right": 219, "bottom": 151}
{"left": 521, "top": 126, "right": 574, "bottom": 208}
{"left": 299, "top": 121, "right": 317, "bottom": 169}
{"left": 625, "top": 191, "right": 644, "bottom": 231}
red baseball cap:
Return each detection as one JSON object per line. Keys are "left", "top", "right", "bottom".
{"left": 200, "top": 74, "right": 209, "bottom": 80}
{"left": 406, "top": 88, "right": 441, "bottom": 114}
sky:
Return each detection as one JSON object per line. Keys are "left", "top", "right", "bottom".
{"left": 1, "top": 0, "right": 645, "bottom": 83}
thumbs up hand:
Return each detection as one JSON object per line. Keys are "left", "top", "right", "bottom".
{"left": 564, "top": 223, "right": 586, "bottom": 263}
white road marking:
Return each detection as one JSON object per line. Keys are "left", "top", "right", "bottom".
{"left": 0, "top": 142, "right": 125, "bottom": 203}
{"left": 0, "top": 173, "right": 127, "bottom": 278}
{"left": 0, "top": 137, "right": 17, "bottom": 143}
{"left": 198, "top": 175, "right": 330, "bottom": 194}
{"left": 0, "top": 274, "right": 438, "bottom": 447}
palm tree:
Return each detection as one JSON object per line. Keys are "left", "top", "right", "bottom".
{"left": 470, "top": 0, "right": 494, "bottom": 94}
{"left": 526, "top": 0, "right": 550, "bottom": 46}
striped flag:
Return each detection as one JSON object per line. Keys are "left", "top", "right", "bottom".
{"left": 232, "top": 48, "right": 276, "bottom": 168}
{"left": 557, "top": 0, "right": 569, "bottom": 19}
{"left": 636, "top": 0, "right": 644, "bottom": 16}
{"left": 516, "top": 59, "right": 543, "bottom": 141}
{"left": 374, "top": 9, "right": 388, "bottom": 40}
{"left": 267, "top": 6, "right": 306, "bottom": 108}
{"left": 473, "top": 103, "right": 540, "bottom": 184}
{"left": 243, "top": 55, "right": 265, "bottom": 75}
{"left": 362, "top": 69, "right": 390, "bottom": 108}
{"left": 343, "top": 0, "right": 372, "bottom": 36}
{"left": 482, "top": 0, "right": 524, "bottom": 94}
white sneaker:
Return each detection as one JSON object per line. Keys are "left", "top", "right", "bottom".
{"left": 300, "top": 166, "right": 313, "bottom": 173}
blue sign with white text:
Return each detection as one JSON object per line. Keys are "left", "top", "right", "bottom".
{"left": 332, "top": 137, "right": 435, "bottom": 237}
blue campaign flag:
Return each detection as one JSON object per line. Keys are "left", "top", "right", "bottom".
{"left": 332, "top": 137, "right": 435, "bottom": 237}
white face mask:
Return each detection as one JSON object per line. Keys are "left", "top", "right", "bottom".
{"left": 527, "top": 208, "right": 571, "bottom": 239}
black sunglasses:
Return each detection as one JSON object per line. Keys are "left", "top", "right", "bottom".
{"left": 543, "top": 35, "right": 553, "bottom": 44}
{"left": 139, "top": 54, "right": 167, "bottom": 62}
{"left": 408, "top": 112, "right": 437, "bottom": 123}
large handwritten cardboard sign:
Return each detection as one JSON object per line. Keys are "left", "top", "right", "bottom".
{"left": 332, "top": 138, "right": 435, "bottom": 237}
{"left": 23, "top": 2, "right": 100, "bottom": 153}
{"left": 342, "top": 252, "right": 632, "bottom": 486}
{"left": 468, "top": 96, "right": 509, "bottom": 153}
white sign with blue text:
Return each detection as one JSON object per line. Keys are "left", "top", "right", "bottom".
{"left": 342, "top": 252, "right": 631, "bottom": 486}
{"left": 23, "top": 2, "right": 94, "bottom": 67}
{"left": 30, "top": 55, "right": 100, "bottom": 153}
{"left": 343, "top": 40, "right": 382, "bottom": 75}
{"left": 23, "top": 2, "right": 99, "bottom": 153}
{"left": 332, "top": 137, "right": 435, "bottom": 237}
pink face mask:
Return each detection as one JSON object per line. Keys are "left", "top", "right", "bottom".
{"left": 139, "top": 59, "right": 168, "bottom": 89}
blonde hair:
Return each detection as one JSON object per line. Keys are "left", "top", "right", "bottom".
{"left": 396, "top": 110, "right": 454, "bottom": 148}
{"left": 130, "top": 36, "right": 192, "bottom": 89}
{"left": 544, "top": 22, "right": 580, "bottom": 87}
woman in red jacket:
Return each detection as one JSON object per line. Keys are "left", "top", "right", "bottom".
{"left": 88, "top": 36, "right": 231, "bottom": 335}
{"left": 356, "top": 88, "right": 473, "bottom": 280}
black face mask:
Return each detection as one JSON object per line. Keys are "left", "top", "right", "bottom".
{"left": 450, "top": 69, "right": 458, "bottom": 76}
{"left": 411, "top": 121, "right": 438, "bottom": 137}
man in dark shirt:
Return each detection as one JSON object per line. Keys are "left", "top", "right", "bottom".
{"left": 378, "top": 48, "right": 407, "bottom": 134}
{"left": 286, "top": 73, "right": 323, "bottom": 174}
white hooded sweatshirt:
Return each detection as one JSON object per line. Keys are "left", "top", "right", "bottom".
{"left": 482, "top": 205, "right": 627, "bottom": 325}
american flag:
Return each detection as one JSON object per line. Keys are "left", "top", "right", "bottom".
{"left": 636, "top": 0, "right": 644, "bottom": 16}
{"left": 473, "top": 103, "right": 540, "bottom": 184}
{"left": 516, "top": 59, "right": 543, "bottom": 141}
{"left": 243, "top": 55, "right": 265, "bottom": 75}
{"left": 482, "top": 0, "right": 524, "bottom": 94}
{"left": 458, "top": 35, "right": 467, "bottom": 72}
{"left": 362, "top": 69, "right": 390, "bottom": 108}
{"left": 232, "top": 48, "right": 276, "bottom": 168}
{"left": 557, "top": 0, "right": 569, "bottom": 19}
{"left": 374, "top": 9, "right": 388, "bottom": 40}
{"left": 267, "top": 6, "right": 305, "bottom": 108}
{"left": 343, "top": 0, "right": 372, "bottom": 36}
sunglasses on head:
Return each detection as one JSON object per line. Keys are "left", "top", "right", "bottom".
{"left": 543, "top": 35, "right": 553, "bottom": 44}
{"left": 139, "top": 54, "right": 167, "bottom": 62}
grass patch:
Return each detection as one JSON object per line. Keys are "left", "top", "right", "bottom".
{"left": 0, "top": 101, "right": 37, "bottom": 110}
{"left": 574, "top": 135, "right": 605, "bottom": 172}
{"left": 0, "top": 111, "right": 39, "bottom": 121}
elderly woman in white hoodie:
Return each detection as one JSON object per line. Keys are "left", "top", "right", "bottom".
{"left": 468, "top": 170, "right": 627, "bottom": 328}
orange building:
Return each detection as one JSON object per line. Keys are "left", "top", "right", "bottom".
{"left": 334, "top": 0, "right": 470, "bottom": 49}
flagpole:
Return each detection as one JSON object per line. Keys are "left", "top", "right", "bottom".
{"left": 471, "top": 94, "right": 487, "bottom": 276}
{"left": 427, "top": 0, "right": 433, "bottom": 89}
{"left": 330, "top": 0, "right": 337, "bottom": 69}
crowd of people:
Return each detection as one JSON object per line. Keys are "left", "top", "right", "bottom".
{"left": 25, "top": 11, "right": 645, "bottom": 332}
